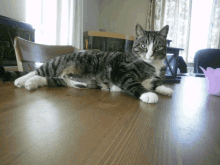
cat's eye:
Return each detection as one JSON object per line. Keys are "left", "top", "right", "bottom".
{"left": 141, "top": 44, "right": 147, "bottom": 49}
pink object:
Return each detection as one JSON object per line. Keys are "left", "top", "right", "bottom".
{"left": 200, "top": 66, "right": 220, "bottom": 96}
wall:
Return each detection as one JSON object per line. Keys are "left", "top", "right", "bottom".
{"left": 0, "top": 0, "right": 26, "bottom": 22}
{"left": 83, "top": 0, "right": 99, "bottom": 32}
{"left": 0, "top": 0, "right": 148, "bottom": 36}
{"left": 98, "top": 0, "right": 149, "bottom": 36}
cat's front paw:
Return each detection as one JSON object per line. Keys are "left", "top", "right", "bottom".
{"left": 155, "top": 85, "right": 173, "bottom": 96}
{"left": 100, "top": 83, "right": 110, "bottom": 91}
{"left": 140, "top": 92, "right": 158, "bottom": 103}
{"left": 110, "top": 85, "right": 122, "bottom": 92}
{"left": 101, "top": 87, "right": 110, "bottom": 91}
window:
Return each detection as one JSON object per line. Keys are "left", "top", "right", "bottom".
{"left": 188, "top": 0, "right": 213, "bottom": 63}
{"left": 26, "top": 0, "right": 57, "bottom": 45}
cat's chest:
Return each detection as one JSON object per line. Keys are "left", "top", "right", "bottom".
{"left": 145, "top": 59, "right": 165, "bottom": 76}
{"left": 141, "top": 59, "right": 165, "bottom": 90}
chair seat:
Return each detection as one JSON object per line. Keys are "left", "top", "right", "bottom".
{"left": 194, "top": 48, "right": 220, "bottom": 73}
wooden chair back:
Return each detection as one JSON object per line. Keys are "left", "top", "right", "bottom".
{"left": 14, "top": 37, "right": 75, "bottom": 72}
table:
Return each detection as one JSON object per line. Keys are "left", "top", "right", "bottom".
{"left": 0, "top": 77, "right": 220, "bottom": 165}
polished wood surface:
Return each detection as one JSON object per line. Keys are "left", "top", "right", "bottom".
{"left": 0, "top": 77, "right": 220, "bottom": 165}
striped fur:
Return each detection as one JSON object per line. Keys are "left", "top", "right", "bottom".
{"left": 34, "top": 51, "right": 157, "bottom": 99}
{"left": 12, "top": 24, "right": 173, "bottom": 103}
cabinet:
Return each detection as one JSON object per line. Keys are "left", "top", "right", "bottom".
{"left": 83, "top": 31, "right": 134, "bottom": 52}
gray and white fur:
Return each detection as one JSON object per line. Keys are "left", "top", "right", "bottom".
{"left": 14, "top": 24, "right": 173, "bottom": 103}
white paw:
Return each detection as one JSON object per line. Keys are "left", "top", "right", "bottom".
{"left": 14, "top": 77, "right": 26, "bottom": 88}
{"left": 25, "top": 76, "right": 47, "bottom": 90}
{"left": 14, "top": 71, "right": 36, "bottom": 88}
{"left": 101, "top": 87, "right": 109, "bottom": 91}
{"left": 155, "top": 85, "right": 173, "bottom": 96}
{"left": 100, "top": 83, "right": 110, "bottom": 91}
{"left": 140, "top": 92, "right": 158, "bottom": 103}
{"left": 110, "top": 85, "right": 122, "bottom": 92}
{"left": 25, "top": 81, "right": 39, "bottom": 90}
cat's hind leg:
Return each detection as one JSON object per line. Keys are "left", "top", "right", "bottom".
{"left": 25, "top": 75, "right": 47, "bottom": 90}
{"left": 66, "top": 76, "right": 101, "bottom": 89}
{"left": 25, "top": 77, "right": 69, "bottom": 90}
{"left": 99, "top": 82, "right": 110, "bottom": 91}
{"left": 14, "top": 71, "right": 36, "bottom": 88}
{"left": 65, "top": 78, "right": 88, "bottom": 89}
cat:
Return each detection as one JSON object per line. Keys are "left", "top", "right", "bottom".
{"left": 10, "top": 24, "right": 173, "bottom": 104}
{"left": 132, "top": 24, "right": 173, "bottom": 96}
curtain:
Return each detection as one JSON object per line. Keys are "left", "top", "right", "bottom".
{"left": 26, "top": 0, "right": 83, "bottom": 49}
{"left": 146, "top": 0, "right": 155, "bottom": 31}
{"left": 146, "top": 0, "right": 192, "bottom": 63}
{"left": 207, "top": 0, "right": 220, "bottom": 49}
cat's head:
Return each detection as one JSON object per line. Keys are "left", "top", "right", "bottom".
{"left": 132, "top": 24, "right": 169, "bottom": 61}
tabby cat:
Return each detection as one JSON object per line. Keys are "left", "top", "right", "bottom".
{"left": 12, "top": 24, "right": 173, "bottom": 103}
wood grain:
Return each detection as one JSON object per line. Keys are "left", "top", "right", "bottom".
{"left": 0, "top": 77, "right": 220, "bottom": 165}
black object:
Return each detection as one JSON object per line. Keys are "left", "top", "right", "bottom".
{"left": 194, "top": 49, "right": 220, "bottom": 73}
{"left": 164, "top": 47, "right": 184, "bottom": 83}
{"left": 178, "top": 56, "right": 187, "bottom": 73}
{"left": 0, "top": 66, "right": 6, "bottom": 81}
{"left": 194, "top": 73, "right": 205, "bottom": 77}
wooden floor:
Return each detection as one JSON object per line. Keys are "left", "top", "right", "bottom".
{"left": 0, "top": 77, "right": 220, "bottom": 165}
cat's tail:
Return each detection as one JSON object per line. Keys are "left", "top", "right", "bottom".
{"left": 0, "top": 66, "right": 28, "bottom": 82}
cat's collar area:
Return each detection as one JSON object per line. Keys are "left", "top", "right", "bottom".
{"left": 144, "top": 59, "right": 153, "bottom": 64}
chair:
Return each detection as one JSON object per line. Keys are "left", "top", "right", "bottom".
{"left": 194, "top": 48, "right": 220, "bottom": 73}
{"left": 14, "top": 37, "right": 83, "bottom": 72}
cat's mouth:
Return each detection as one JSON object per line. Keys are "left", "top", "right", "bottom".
{"left": 148, "top": 54, "right": 155, "bottom": 60}
{"left": 139, "top": 53, "right": 155, "bottom": 61}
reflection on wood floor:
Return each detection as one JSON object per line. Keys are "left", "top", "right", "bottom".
{"left": 0, "top": 77, "right": 219, "bottom": 164}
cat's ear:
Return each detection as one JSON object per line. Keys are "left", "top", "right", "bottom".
{"left": 136, "top": 24, "right": 145, "bottom": 37}
{"left": 159, "top": 25, "right": 169, "bottom": 38}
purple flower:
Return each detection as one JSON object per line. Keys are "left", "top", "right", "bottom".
{"left": 200, "top": 66, "right": 220, "bottom": 96}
